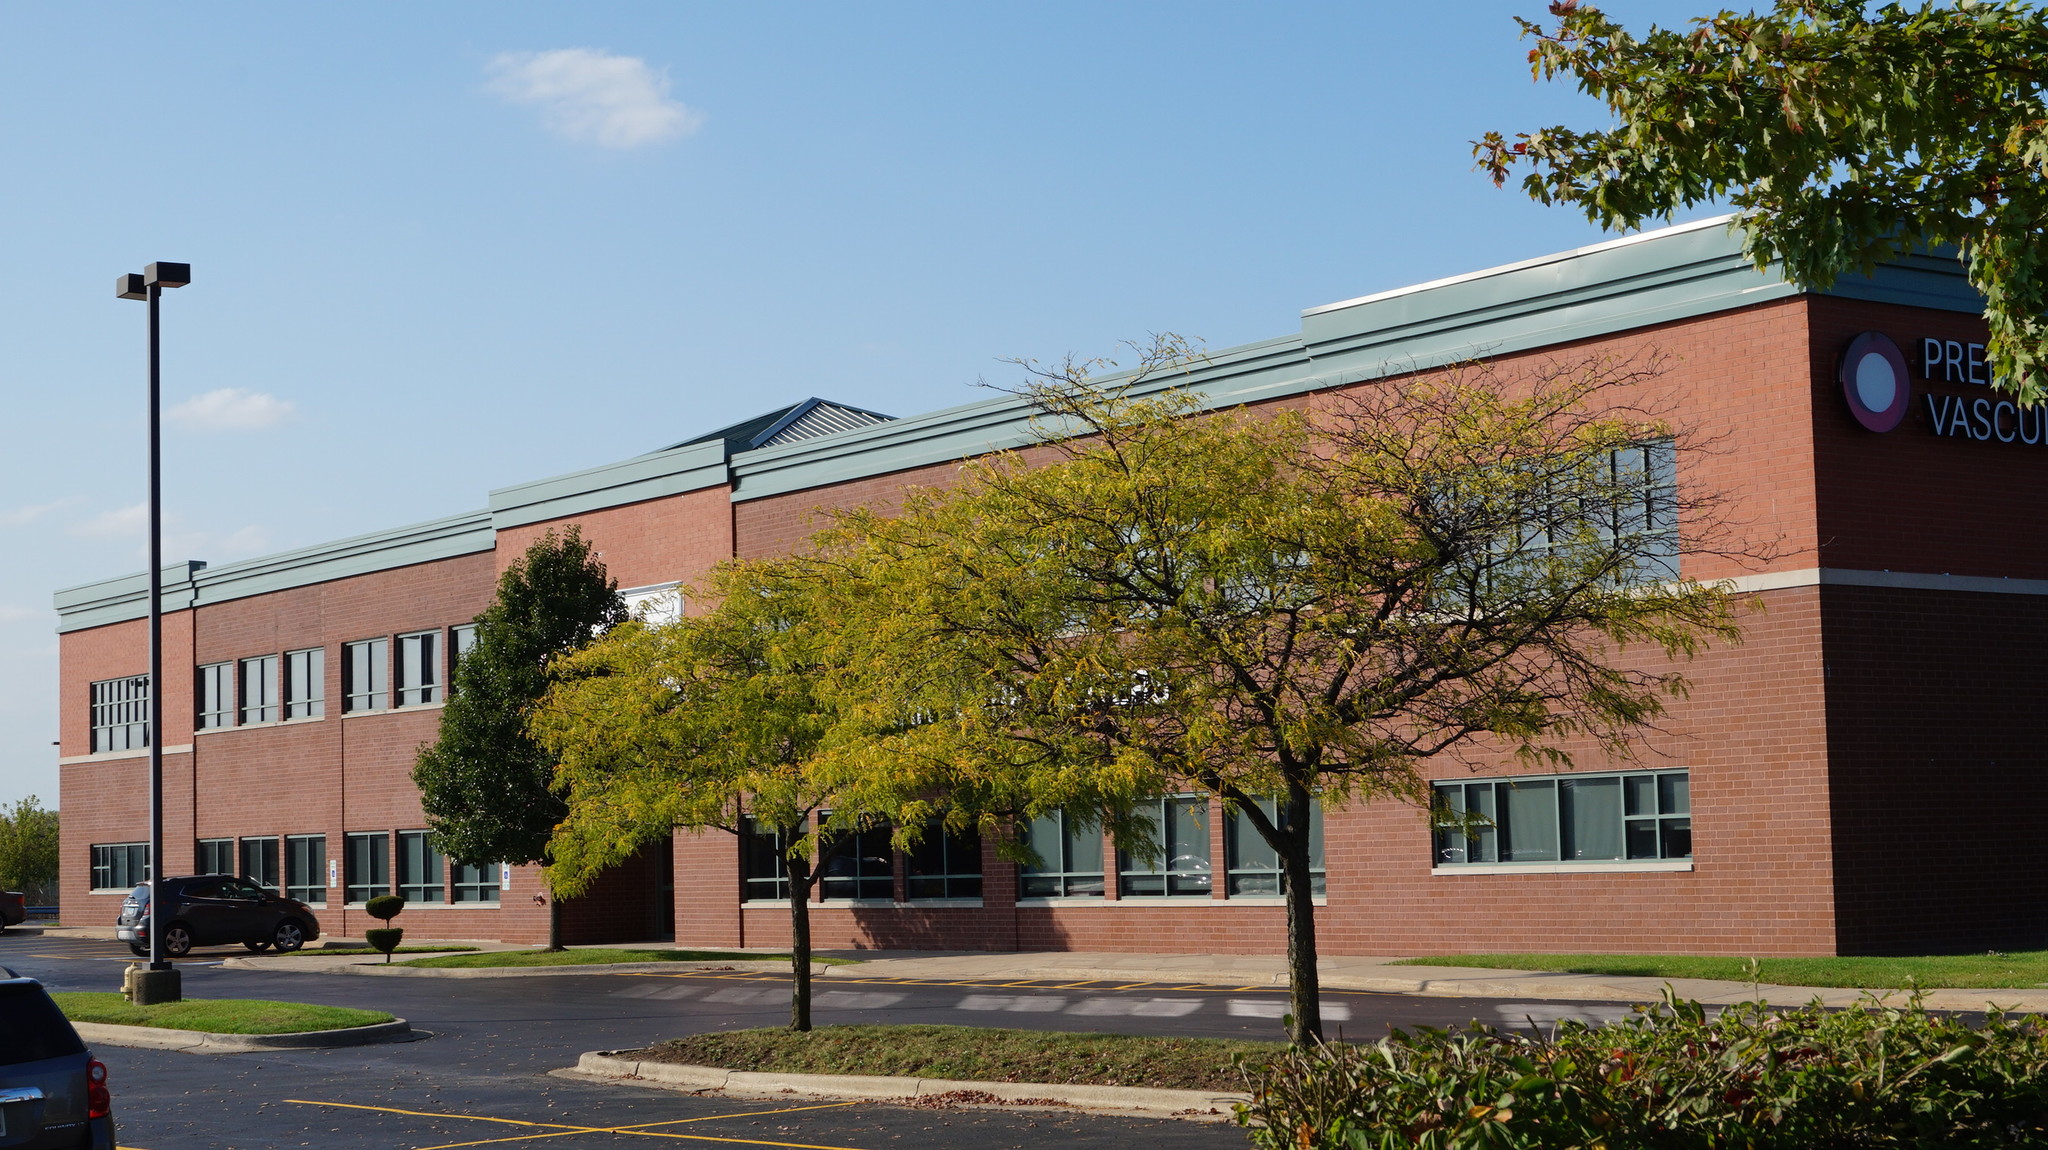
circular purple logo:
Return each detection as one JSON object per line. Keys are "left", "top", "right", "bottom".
{"left": 1840, "top": 332, "right": 1911, "bottom": 432}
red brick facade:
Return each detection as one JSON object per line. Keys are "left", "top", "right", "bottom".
{"left": 57, "top": 266, "right": 2040, "bottom": 956}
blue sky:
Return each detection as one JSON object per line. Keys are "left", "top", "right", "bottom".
{"left": 0, "top": 1, "right": 1715, "bottom": 804}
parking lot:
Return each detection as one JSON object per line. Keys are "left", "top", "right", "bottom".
{"left": 2, "top": 932, "right": 1646, "bottom": 1149}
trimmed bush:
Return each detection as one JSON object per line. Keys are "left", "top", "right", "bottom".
{"left": 363, "top": 927, "right": 404, "bottom": 964}
{"left": 363, "top": 894, "right": 406, "bottom": 922}
{"left": 1236, "top": 993, "right": 2048, "bottom": 1149}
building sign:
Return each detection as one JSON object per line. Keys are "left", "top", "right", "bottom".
{"left": 1843, "top": 331, "right": 2046, "bottom": 445}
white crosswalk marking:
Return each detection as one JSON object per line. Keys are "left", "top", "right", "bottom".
{"left": 1068, "top": 997, "right": 1202, "bottom": 1017}
{"left": 1491, "top": 1003, "right": 1637, "bottom": 1026}
{"left": 1227, "top": 998, "right": 1352, "bottom": 1020}
{"left": 612, "top": 982, "right": 700, "bottom": 1000}
{"left": 702, "top": 986, "right": 788, "bottom": 1004}
{"left": 956, "top": 994, "right": 1068, "bottom": 1012}
{"left": 814, "top": 990, "right": 907, "bottom": 1009}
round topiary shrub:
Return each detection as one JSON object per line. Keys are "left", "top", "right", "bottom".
{"left": 364, "top": 894, "right": 406, "bottom": 922}
{"left": 364, "top": 926, "right": 404, "bottom": 964}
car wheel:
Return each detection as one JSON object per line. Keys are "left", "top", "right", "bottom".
{"left": 243, "top": 938, "right": 271, "bottom": 953}
{"left": 161, "top": 924, "right": 194, "bottom": 958}
{"left": 273, "top": 920, "right": 305, "bottom": 953}
{"left": 128, "top": 943, "right": 147, "bottom": 958}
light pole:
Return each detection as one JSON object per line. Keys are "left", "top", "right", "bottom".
{"left": 116, "top": 261, "right": 189, "bottom": 1005}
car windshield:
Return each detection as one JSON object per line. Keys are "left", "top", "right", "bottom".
{"left": 128, "top": 884, "right": 149, "bottom": 903}
{"left": 0, "top": 981, "right": 87, "bottom": 1065}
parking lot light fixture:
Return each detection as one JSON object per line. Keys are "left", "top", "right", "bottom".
{"left": 116, "top": 261, "right": 190, "bottom": 1004}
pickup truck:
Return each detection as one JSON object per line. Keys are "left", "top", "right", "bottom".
{"left": 0, "top": 891, "right": 26, "bottom": 931}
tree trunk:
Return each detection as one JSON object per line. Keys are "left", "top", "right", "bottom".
{"left": 547, "top": 891, "right": 563, "bottom": 951}
{"left": 1279, "top": 783, "right": 1323, "bottom": 1046}
{"left": 787, "top": 854, "right": 814, "bottom": 1033}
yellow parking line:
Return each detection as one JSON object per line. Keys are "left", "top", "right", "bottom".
{"left": 288, "top": 1098, "right": 871, "bottom": 1150}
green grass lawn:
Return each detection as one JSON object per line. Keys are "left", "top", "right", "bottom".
{"left": 398, "top": 948, "right": 842, "bottom": 969}
{"left": 635, "top": 1025, "right": 1279, "bottom": 1092}
{"left": 55, "top": 992, "right": 393, "bottom": 1034}
{"left": 1395, "top": 952, "right": 2048, "bottom": 990}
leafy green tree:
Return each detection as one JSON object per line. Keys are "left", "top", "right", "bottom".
{"left": 0, "top": 795, "right": 59, "bottom": 904}
{"left": 815, "top": 342, "right": 1742, "bottom": 1044}
{"left": 533, "top": 561, "right": 901, "bottom": 1031}
{"left": 413, "top": 526, "right": 625, "bottom": 950}
{"left": 1476, "top": 0, "right": 2048, "bottom": 398}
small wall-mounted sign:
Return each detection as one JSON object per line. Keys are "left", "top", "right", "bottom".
{"left": 1840, "top": 332, "right": 1911, "bottom": 433}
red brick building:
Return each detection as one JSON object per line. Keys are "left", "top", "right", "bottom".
{"left": 56, "top": 218, "right": 2042, "bottom": 955}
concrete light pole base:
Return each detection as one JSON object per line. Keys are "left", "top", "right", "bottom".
{"left": 124, "top": 963, "right": 181, "bottom": 1005}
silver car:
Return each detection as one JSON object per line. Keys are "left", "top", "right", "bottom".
{"left": 0, "top": 967, "right": 115, "bottom": 1149}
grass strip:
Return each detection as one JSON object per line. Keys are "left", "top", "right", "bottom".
{"left": 398, "top": 947, "right": 841, "bottom": 969}
{"left": 1395, "top": 952, "right": 2048, "bottom": 990}
{"left": 283, "top": 946, "right": 481, "bottom": 956}
{"left": 634, "top": 1024, "right": 1281, "bottom": 1092}
{"left": 54, "top": 992, "right": 393, "bottom": 1034}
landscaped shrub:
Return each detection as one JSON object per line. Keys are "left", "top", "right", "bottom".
{"left": 363, "top": 895, "right": 405, "bottom": 963}
{"left": 1235, "top": 993, "right": 2048, "bottom": 1149}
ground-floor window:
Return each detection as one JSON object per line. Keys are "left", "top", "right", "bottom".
{"left": 397, "top": 831, "right": 444, "bottom": 903}
{"left": 345, "top": 832, "right": 389, "bottom": 902}
{"left": 1433, "top": 769, "right": 1691, "bottom": 865}
{"left": 196, "top": 837, "right": 234, "bottom": 876}
{"left": 1224, "top": 798, "right": 1326, "bottom": 896}
{"left": 741, "top": 817, "right": 789, "bottom": 902}
{"left": 1018, "top": 810, "right": 1104, "bottom": 898}
{"left": 91, "top": 843, "right": 150, "bottom": 891}
{"left": 820, "top": 819, "right": 893, "bottom": 900}
{"left": 450, "top": 860, "right": 499, "bottom": 903}
{"left": 1118, "top": 796, "right": 1210, "bottom": 897}
{"left": 286, "top": 835, "right": 326, "bottom": 905}
{"left": 907, "top": 818, "right": 981, "bottom": 899}
{"left": 240, "top": 836, "right": 280, "bottom": 890}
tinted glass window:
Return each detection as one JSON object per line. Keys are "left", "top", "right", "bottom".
{"left": 0, "top": 981, "right": 87, "bottom": 1064}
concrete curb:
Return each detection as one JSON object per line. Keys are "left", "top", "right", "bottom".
{"left": 73, "top": 1017, "right": 413, "bottom": 1053}
{"left": 229, "top": 959, "right": 821, "bottom": 978}
{"left": 563, "top": 1051, "right": 1248, "bottom": 1121}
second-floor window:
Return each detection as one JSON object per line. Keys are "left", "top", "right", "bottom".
{"left": 344, "top": 640, "right": 388, "bottom": 713}
{"left": 90, "top": 675, "right": 150, "bottom": 753}
{"left": 240, "top": 655, "right": 279, "bottom": 724}
{"left": 197, "top": 663, "right": 233, "bottom": 730}
{"left": 284, "top": 648, "right": 324, "bottom": 719}
{"left": 397, "top": 631, "right": 440, "bottom": 707}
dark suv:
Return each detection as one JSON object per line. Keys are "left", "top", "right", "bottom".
{"left": 115, "top": 875, "right": 321, "bottom": 957}
{"left": 0, "top": 967, "right": 115, "bottom": 1149}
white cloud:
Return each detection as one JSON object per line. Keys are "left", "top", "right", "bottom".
{"left": 486, "top": 49, "right": 704, "bottom": 148}
{"left": 0, "top": 605, "right": 40, "bottom": 625}
{"left": 0, "top": 497, "right": 81, "bottom": 527}
{"left": 69, "top": 503, "right": 145, "bottom": 540}
{"left": 67, "top": 506, "right": 268, "bottom": 563}
{"left": 167, "top": 388, "right": 295, "bottom": 431}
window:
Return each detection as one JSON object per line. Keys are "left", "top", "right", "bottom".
{"left": 1018, "top": 810, "right": 1104, "bottom": 898}
{"left": 284, "top": 648, "right": 324, "bottom": 719}
{"left": 344, "top": 832, "right": 389, "bottom": 902}
{"left": 450, "top": 624, "right": 478, "bottom": 664}
{"left": 286, "top": 835, "right": 326, "bottom": 904}
{"left": 907, "top": 818, "right": 982, "bottom": 900}
{"left": 820, "top": 820, "right": 893, "bottom": 901}
{"left": 1118, "top": 796, "right": 1211, "bottom": 896}
{"left": 740, "top": 817, "right": 788, "bottom": 902}
{"left": 197, "top": 663, "right": 234, "bottom": 730}
{"left": 343, "top": 639, "right": 388, "bottom": 712}
{"left": 196, "top": 837, "right": 234, "bottom": 875}
{"left": 396, "top": 830, "right": 444, "bottom": 903}
{"left": 240, "top": 836, "right": 280, "bottom": 889}
{"left": 1225, "top": 798, "right": 1326, "bottom": 896}
{"left": 396, "top": 631, "right": 440, "bottom": 707}
{"left": 90, "top": 843, "right": 150, "bottom": 891}
{"left": 89, "top": 675, "right": 150, "bottom": 753}
{"left": 450, "top": 860, "right": 499, "bottom": 904}
{"left": 1433, "top": 769, "right": 1691, "bottom": 866}
{"left": 239, "top": 655, "right": 279, "bottom": 724}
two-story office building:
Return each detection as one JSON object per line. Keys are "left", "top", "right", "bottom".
{"left": 56, "top": 217, "right": 2048, "bottom": 955}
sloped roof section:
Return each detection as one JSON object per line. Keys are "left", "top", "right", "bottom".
{"left": 666, "top": 398, "right": 895, "bottom": 455}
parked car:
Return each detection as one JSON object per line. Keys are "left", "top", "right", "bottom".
{"left": 0, "top": 966, "right": 115, "bottom": 1149}
{"left": 115, "top": 875, "right": 321, "bottom": 958}
{"left": 0, "top": 891, "right": 24, "bottom": 932}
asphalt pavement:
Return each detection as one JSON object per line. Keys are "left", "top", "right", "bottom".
{"left": 1, "top": 932, "right": 1655, "bottom": 1150}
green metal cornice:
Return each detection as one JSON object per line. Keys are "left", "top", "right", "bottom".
{"left": 488, "top": 439, "right": 728, "bottom": 530}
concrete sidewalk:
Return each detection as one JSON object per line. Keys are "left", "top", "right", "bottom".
{"left": 810, "top": 949, "right": 2048, "bottom": 1016}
